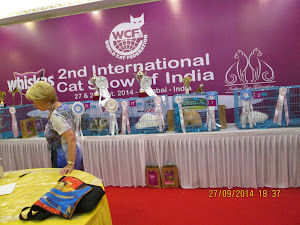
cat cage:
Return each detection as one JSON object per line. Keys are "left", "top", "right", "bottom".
{"left": 172, "top": 92, "right": 220, "bottom": 133}
{"left": 234, "top": 85, "right": 300, "bottom": 129}
{"left": 0, "top": 104, "right": 46, "bottom": 139}
{"left": 120, "top": 95, "right": 168, "bottom": 134}
{"left": 65, "top": 99, "right": 122, "bottom": 136}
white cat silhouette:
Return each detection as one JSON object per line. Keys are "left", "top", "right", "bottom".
{"left": 110, "top": 14, "right": 144, "bottom": 41}
{"left": 225, "top": 49, "right": 249, "bottom": 84}
{"left": 225, "top": 48, "right": 274, "bottom": 85}
{"left": 249, "top": 48, "right": 274, "bottom": 82}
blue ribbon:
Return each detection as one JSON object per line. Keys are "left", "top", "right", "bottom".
{"left": 240, "top": 89, "right": 252, "bottom": 101}
{"left": 205, "top": 91, "right": 217, "bottom": 100}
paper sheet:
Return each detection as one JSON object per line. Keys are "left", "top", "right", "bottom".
{"left": 0, "top": 183, "right": 16, "bottom": 196}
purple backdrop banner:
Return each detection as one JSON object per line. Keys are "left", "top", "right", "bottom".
{"left": 0, "top": 0, "right": 299, "bottom": 112}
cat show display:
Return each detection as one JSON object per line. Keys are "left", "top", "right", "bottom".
{"left": 234, "top": 85, "right": 300, "bottom": 129}
{"left": 173, "top": 92, "right": 221, "bottom": 133}
{"left": 0, "top": 69, "right": 299, "bottom": 139}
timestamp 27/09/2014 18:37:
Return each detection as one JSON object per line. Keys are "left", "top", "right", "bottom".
{"left": 208, "top": 189, "right": 281, "bottom": 198}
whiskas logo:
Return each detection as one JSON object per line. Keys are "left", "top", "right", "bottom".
{"left": 7, "top": 75, "right": 54, "bottom": 92}
{"left": 105, "top": 13, "right": 148, "bottom": 60}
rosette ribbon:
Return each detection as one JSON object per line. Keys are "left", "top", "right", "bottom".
{"left": 205, "top": 92, "right": 221, "bottom": 131}
{"left": 141, "top": 76, "right": 157, "bottom": 97}
{"left": 96, "top": 76, "right": 111, "bottom": 113}
{"left": 121, "top": 101, "right": 131, "bottom": 134}
{"left": 9, "top": 107, "right": 19, "bottom": 138}
{"left": 72, "top": 102, "right": 85, "bottom": 140}
{"left": 140, "top": 76, "right": 167, "bottom": 105}
{"left": 174, "top": 96, "right": 186, "bottom": 133}
{"left": 154, "top": 96, "right": 165, "bottom": 132}
{"left": 240, "top": 89, "right": 256, "bottom": 128}
{"left": 273, "top": 87, "right": 289, "bottom": 126}
{"left": 105, "top": 99, "right": 119, "bottom": 136}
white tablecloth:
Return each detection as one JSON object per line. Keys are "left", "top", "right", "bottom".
{"left": 1, "top": 124, "right": 299, "bottom": 189}
{"left": 0, "top": 138, "right": 51, "bottom": 171}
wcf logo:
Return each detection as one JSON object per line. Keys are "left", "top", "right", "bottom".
{"left": 105, "top": 13, "right": 148, "bottom": 60}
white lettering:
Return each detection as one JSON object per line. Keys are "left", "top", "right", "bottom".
{"left": 110, "top": 79, "right": 120, "bottom": 88}
{"left": 168, "top": 59, "right": 180, "bottom": 69}
{"left": 165, "top": 70, "right": 215, "bottom": 84}
{"left": 7, "top": 80, "right": 17, "bottom": 92}
{"left": 120, "top": 78, "right": 135, "bottom": 87}
{"left": 58, "top": 69, "right": 67, "bottom": 79}
{"left": 57, "top": 82, "right": 68, "bottom": 92}
{"left": 78, "top": 66, "right": 87, "bottom": 77}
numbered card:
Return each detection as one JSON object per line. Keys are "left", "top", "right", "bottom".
{"left": 253, "top": 91, "right": 262, "bottom": 99}
{"left": 129, "top": 100, "right": 136, "bottom": 107}
{"left": 84, "top": 103, "right": 90, "bottom": 110}
{"left": 207, "top": 99, "right": 217, "bottom": 107}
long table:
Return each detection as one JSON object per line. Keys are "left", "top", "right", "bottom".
{"left": 0, "top": 124, "right": 299, "bottom": 189}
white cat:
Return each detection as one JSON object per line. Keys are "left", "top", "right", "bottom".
{"left": 135, "top": 113, "right": 160, "bottom": 129}
{"left": 240, "top": 111, "right": 268, "bottom": 123}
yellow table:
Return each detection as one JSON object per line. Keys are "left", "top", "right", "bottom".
{"left": 0, "top": 168, "right": 112, "bottom": 225}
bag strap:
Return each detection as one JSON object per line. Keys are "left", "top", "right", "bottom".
{"left": 19, "top": 207, "right": 32, "bottom": 220}
{"left": 19, "top": 205, "right": 52, "bottom": 221}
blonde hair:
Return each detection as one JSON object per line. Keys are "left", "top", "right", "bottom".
{"left": 26, "top": 81, "right": 58, "bottom": 103}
